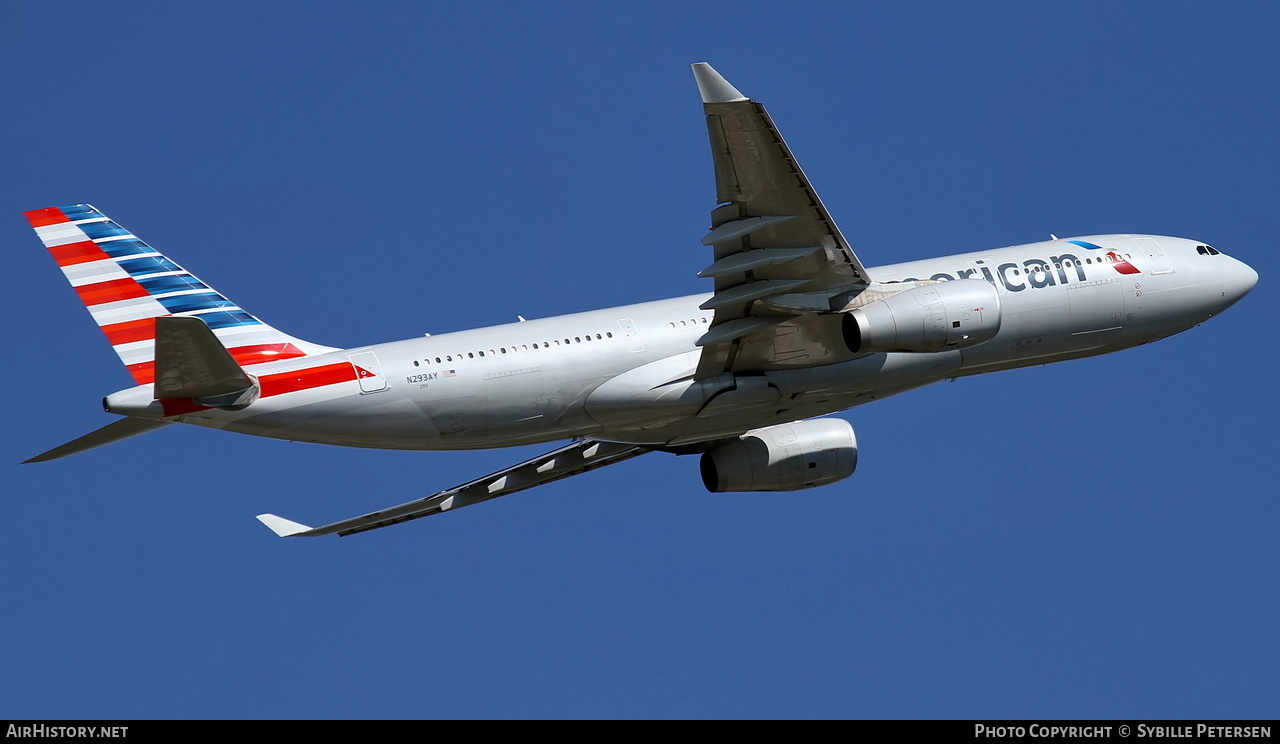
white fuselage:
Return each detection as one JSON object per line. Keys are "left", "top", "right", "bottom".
{"left": 118, "top": 234, "right": 1255, "bottom": 451}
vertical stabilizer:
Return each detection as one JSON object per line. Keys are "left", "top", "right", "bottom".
{"left": 24, "top": 204, "right": 336, "bottom": 385}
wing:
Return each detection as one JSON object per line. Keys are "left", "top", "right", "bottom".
{"left": 691, "top": 63, "right": 871, "bottom": 378}
{"left": 256, "top": 439, "right": 651, "bottom": 537}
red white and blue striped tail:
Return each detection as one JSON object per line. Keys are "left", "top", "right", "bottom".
{"left": 25, "top": 204, "right": 335, "bottom": 385}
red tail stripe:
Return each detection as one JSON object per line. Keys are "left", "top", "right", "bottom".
{"left": 123, "top": 344, "right": 313, "bottom": 386}
{"left": 102, "top": 317, "right": 158, "bottom": 346}
{"left": 127, "top": 361, "right": 155, "bottom": 385}
{"left": 49, "top": 240, "right": 112, "bottom": 267}
{"left": 152, "top": 361, "right": 358, "bottom": 416}
{"left": 259, "top": 363, "right": 357, "bottom": 398}
{"left": 74, "top": 277, "right": 149, "bottom": 306}
{"left": 230, "top": 343, "right": 308, "bottom": 367}
{"left": 24, "top": 208, "right": 71, "bottom": 228}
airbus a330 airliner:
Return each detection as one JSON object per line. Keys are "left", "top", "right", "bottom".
{"left": 24, "top": 64, "right": 1257, "bottom": 537}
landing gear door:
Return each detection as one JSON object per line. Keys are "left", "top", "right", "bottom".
{"left": 349, "top": 351, "right": 388, "bottom": 393}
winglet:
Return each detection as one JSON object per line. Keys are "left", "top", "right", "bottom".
{"left": 692, "top": 62, "right": 748, "bottom": 103}
{"left": 255, "top": 514, "right": 315, "bottom": 537}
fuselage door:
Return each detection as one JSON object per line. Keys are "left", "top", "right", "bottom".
{"left": 1131, "top": 237, "right": 1174, "bottom": 275}
{"left": 617, "top": 318, "right": 644, "bottom": 352}
{"left": 349, "top": 351, "right": 388, "bottom": 393}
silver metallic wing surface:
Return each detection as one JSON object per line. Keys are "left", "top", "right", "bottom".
{"left": 691, "top": 63, "right": 870, "bottom": 378}
{"left": 256, "top": 439, "right": 651, "bottom": 537}
{"left": 24, "top": 417, "right": 173, "bottom": 463}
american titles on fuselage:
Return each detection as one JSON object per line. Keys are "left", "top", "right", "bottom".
{"left": 888, "top": 242, "right": 1164, "bottom": 292}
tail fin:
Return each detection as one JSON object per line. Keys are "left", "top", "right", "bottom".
{"left": 24, "top": 204, "right": 335, "bottom": 385}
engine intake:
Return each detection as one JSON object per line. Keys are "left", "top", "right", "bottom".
{"left": 700, "top": 418, "right": 858, "bottom": 492}
{"left": 843, "top": 279, "right": 1001, "bottom": 353}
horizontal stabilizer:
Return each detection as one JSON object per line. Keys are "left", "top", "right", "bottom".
{"left": 154, "top": 316, "right": 254, "bottom": 399}
{"left": 24, "top": 417, "right": 172, "bottom": 463}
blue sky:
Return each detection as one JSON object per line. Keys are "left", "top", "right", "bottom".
{"left": 2, "top": 1, "right": 1276, "bottom": 719}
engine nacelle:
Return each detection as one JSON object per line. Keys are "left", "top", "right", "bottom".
{"left": 700, "top": 418, "right": 858, "bottom": 493}
{"left": 842, "top": 279, "right": 1001, "bottom": 353}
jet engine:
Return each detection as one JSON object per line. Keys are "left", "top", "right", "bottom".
{"left": 842, "top": 279, "right": 1001, "bottom": 353}
{"left": 699, "top": 418, "right": 858, "bottom": 492}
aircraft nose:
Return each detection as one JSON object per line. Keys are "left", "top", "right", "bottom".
{"left": 1238, "top": 260, "right": 1259, "bottom": 296}
{"left": 1218, "top": 256, "right": 1258, "bottom": 310}
{"left": 1195, "top": 253, "right": 1258, "bottom": 318}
